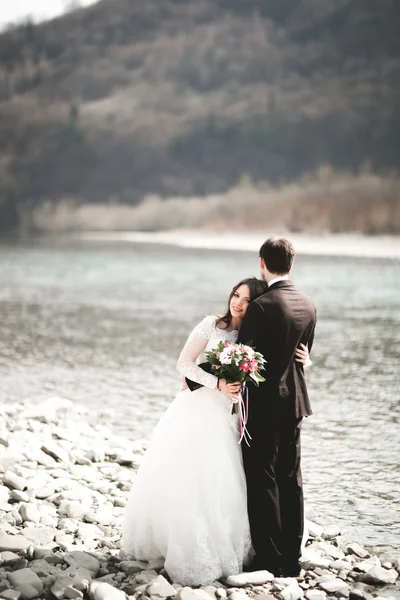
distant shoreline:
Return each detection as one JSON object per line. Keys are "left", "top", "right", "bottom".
{"left": 62, "top": 230, "right": 400, "bottom": 260}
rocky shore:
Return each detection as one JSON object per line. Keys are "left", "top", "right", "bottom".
{"left": 0, "top": 400, "right": 398, "bottom": 600}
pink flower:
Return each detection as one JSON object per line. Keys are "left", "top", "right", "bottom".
{"left": 249, "top": 360, "right": 259, "bottom": 372}
{"left": 240, "top": 360, "right": 250, "bottom": 372}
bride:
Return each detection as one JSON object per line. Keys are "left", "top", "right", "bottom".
{"left": 122, "top": 277, "right": 310, "bottom": 586}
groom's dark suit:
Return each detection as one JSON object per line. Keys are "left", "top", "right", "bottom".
{"left": 238, "top": 279, "right": 316, "bottom": 576}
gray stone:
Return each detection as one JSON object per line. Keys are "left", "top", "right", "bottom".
{"left": 321, "top": 525, "right": 341, "bottom": 540}
{"left": 51, "top": 576, "right": 75, "bottom": 600}
{"left": 318, "top": 579, "right": 349, "bottom": 594}
{"left": 0, "top": 486, "right": 10, "bottom": 502}
{"left": 306, "top": 521, "right": 324, "bottom": 538}
{"left": 353, "top": 557, "right": 380, "bottom": 573}
{"left": 0, "top": 590, "right": 21, "bottom": 600}
{"left": 65, "top": 552, "right": 101, "bottom": 577}
{"left": 2, "top": 473, "right": 27, "bottom": 492}
{"left": 41, "top": 443, "right": 70, "bottom": 463}
{"left": 146, "top": 575, "right": 176, "bottom": 598}
{"left": 0, "top": 552, "right": 20, "bottom": 566}
{"left": 44, "top": 552, "right": 64, "bottom": 566}
{"left": 331, "top": 560, "right": 352, "bottom": 571}
{"left": 118, "top": 560, "right": 145, "bottom": 575}
{"left": 32, "top": 547, "right": 53, "bottom": 560}
{"left": 135, "top": 570, "right": 159, "bottom": 585}
{"left": 58, "top": 518, "right": 79, "bottom": 534}
{"left": 62, "top": 502, "right": 88, "bottom": 520}
{"left": 65, "top": 565, "right": 92, "bottom": 580}
{"left": 314, "top": 576, "right": 334, "bottom": 584}
{"left": 22, "top": 526, "right": 57, "bottom": 545}
{"left": 280, "top": 585, "right": 304, "bottom": 600}
{"left": 226, "top": 571, "right": 274, "bottom": 587}
{"left": 35, "top": 486, "right": 55, "bottom": 500}
{"left": 347, "top": 544, "right": 370, "bottom": 559}
{"left": 228, "top": 593, "right": 248, "bottom": 600}
{"left": 349, "top": 590, "right": 365, "bottom": 600}
{"left": 216, "top": 589, "right": 227, "bottom": 599}
{"left": 13, "top": 585, "right": 39, "bottom": 600}
{"left": 64, "top": 585, "right": 84, "bottom": 599}
{"left": 54, "top": 533, "right": 75, "bottom": 551}
{"left": 71, "top": 574, "right": 91, "bottom": 593}
{"left": 27, "top": 559, "right": 60, "bottom": 578}
{"left": 176, "top": 588, "right": 213, "bottom": 600}
{"left": 18, "top": 505, "right": 40, "bottom": 524}
{"left": 0, "top": 535, "right": 31, "bottom": 553}
{"left": 306, "top": 592, "right": 327, "bottom": 600}
{"left": 89, "top": 581, "right": 126, "bottom": 600}
{"left": 360, "top": 566, "right": 398, "bottom": 585}
{"left": 300, "top": 550, "right": 332, "bottom": 570}
{"left": 147, "top": 558, "right": 165, "bottom": 573}
{"left": 313, "top": 543, "right": 344, "bottom": 560}
{"left": 201, "top": 586, "right": 217, "bottom": 598}
{"left": 9, "top": 491, "right": 29, "bottom": 503}
{"left": 7, "top": 570, "right": 43, "bottom": 594}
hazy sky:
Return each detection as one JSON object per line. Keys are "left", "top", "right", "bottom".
{"left": 0, "top": 0, "right": 98, "bottom": 28}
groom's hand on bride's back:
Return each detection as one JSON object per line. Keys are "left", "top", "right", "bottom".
{"left": 218, "top": 379, "right": 241, "bottom": 397}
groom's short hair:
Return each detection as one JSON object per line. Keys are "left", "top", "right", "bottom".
{"left": 259, "top": 237, "right": 295, "bottom": 274}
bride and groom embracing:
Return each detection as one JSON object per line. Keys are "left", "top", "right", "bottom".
{"left": 122, "top": 237, "right": 317, "bottom": 586}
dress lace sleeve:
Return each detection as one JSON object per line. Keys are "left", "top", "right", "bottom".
{"left": 176, "top": 316, "right": 219, "bottom": 390}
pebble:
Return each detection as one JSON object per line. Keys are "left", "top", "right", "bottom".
{"left": 119, "top": 560, "right": 145, "bottom": 575}
{"left": 353, "top": 557, "right": 381, "bottom": 573}
{"left": 1, "top": 552, "right": 21, "bottom": 566}
{"left": 0, "top": 399, "right": 398, "bottom": 600}
{"left": 305, "top": 591, "right": 326, "bottom": 600}
{"left": 7, "top": 569, "right": 43, "bottom": 594}
{"left": 9, "top": 491, "right": 30, "bottom": 503}
{"left": 147, "top": 574, "right": 177, "bottom": 598}
{"left": 177, "top": 589, "right": 217, "bottom": 600}
{"left": 318, "top": 578, "right": 349, "bottom": 594}
{"left": 346, "top": 544, "right": 370, "bottom": 559}
{"left": 41, "top": 442, "right": 70, "bottom": 463}
{"left": 225, "top": 571, "right": 275, "bottom": 587}
{"left": 360, "top": 566, "right": 398, "bottom": 585}
{"left": 306, "top": 521, "right": 324, "bottom": 538}
{"left": 18, "top": 504, "right": 41, "bottom": 524}
{"left": 280, "top": 585, "right": 304, "bottom": 600}
{"left": 0, "top": 590, "right": 22, "bottom": 600}
{"left": 0, "top": 535, "right": 31, "bottom": 553}
{"left": 90, "top": 581, "right": 127, "bottom": 599}
{"left": 2, "top": 472, "right": 28, "bottom": 492}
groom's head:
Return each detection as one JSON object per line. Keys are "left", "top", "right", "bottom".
{"left": 259, "top": 237, "right": 295, "bottom": 282}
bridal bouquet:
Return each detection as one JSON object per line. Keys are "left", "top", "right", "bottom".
{"left": 205, "top": 340, "right": 266, "bottom": 392}
{"left": 205, "top": 341, "right": 266, "bottom": 445}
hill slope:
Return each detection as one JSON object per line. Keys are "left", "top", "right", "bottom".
{"left": 0, "top": 0, "right": 399, "bottom": 230}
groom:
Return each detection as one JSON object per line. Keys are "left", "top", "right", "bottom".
{"left": 238, "top": 237, "right": 316, "bottom": 577}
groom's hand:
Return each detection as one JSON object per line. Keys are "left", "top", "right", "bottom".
{"left": 218, "top": 379, "right": 241, "bottom": 396}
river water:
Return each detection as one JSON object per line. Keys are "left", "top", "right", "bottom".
{"left": 0, "top": 237, "right": 399, "bottom": 552}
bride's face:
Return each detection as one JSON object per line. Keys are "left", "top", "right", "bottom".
{"left": 230, "top": 284, "right": 251, "bottom": 320}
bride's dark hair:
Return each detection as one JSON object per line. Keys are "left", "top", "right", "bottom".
{"left": 216, "top": 277, "right": 267, "bottom": 329}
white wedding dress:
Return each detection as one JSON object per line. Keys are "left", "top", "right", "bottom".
{"left": 122, "top": 315, "right": 252, "bottom": 586}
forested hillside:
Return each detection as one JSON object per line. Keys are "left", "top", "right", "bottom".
{"left": 0, "top": 0, "right": 399, "bottom": 231}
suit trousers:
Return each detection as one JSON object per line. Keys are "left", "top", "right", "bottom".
{"left": 242, "top": 399, "right": 304, "bottom": 574}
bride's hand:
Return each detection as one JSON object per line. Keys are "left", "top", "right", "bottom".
{"left": 218, "top": 379, "right": 242, "bottom": 396}
{"left": 295, "top": 343, "right": 311, "bottom": 366}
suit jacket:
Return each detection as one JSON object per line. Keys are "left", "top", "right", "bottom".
{"left": 238, "top": 280, "right": 316, "bottom": 418}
